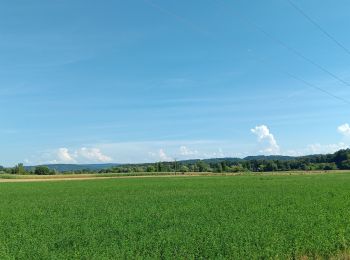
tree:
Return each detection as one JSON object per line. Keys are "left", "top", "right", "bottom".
{"left": 196, "top": 161, "right": 210, "bottom": 172}
{"left": 156, "top": 162, "right": 162, "bottom": 172}
{"left": 264, "top": 161, "right": 278, "bottom": 172}
{"left": 146, "top": 165, "right": 156, "bottom": 172}
{"left": 215, "top": 163, "right": 223, "bottom": 173}
{"left": 339, "top": 159, "right": 350, "bottom": 170}
{"left": 34, "top": 166, "right": 51, "bottom": 175}
{"left": 334, "top": 149, "right": 350, "bottom": 168}
{"left": 179, "top": 165, "right": 189, "bottom": 173}
{"left": 220, "top": 161, "right": 227, "bottom": 172}
{"left": 12, "top": 163, "right": 27, "bottom": 175}
{"left": 323, "top": 163, "right": 337, "bottom": 171}
{"left": 230, "top": 165, "right": 245, "bottom": 172}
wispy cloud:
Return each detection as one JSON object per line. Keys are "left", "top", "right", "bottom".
{"left": 143, "top": 0, "right": 209, "bottom": 35}
{"left": 56, "top": 148, "right": 76, "bottom": 163}
{"left": 338, "top": 123, "right": 350, "bottom": 137}
{"left": 148, "top": 148, "right": 173, "bottom": 161}
{"left": 283, "top": 124, "right": 350, "bottom": 156}
{"left": 46, "top": 147, "right": 112, "bottom": 164}
{"left": 307, "top": 142, "right": 348, "bottom": 154}
{"left": 179, "top": 146, "right": 198, "bottom": 156}
{"left": 30, "top": 140, "right": 242, "bottom": 164}
{"left": 77, "top": 147, "right": 112, "bottom": 162}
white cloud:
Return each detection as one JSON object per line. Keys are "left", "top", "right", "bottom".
{"left": 50, "top": 147, "right": 112, "bottom": 164}
{"left": 283, "top": 142, "right": 349, "bottom": 156}
{"left": 338, "top": 123, "right": 350, "bottom": 137}
{"left": 57, "top": 148, "right": 76, "bottom": 163}
{"left": 251, "top": 125, "right": 280, "bottom": 154}
{"left": 307, "top": 142, "right": 348, "bottom": 154}
{"left": 100, "top": 140, "right": 248, "bottom": 162}
{"left": 159, "top": 149, "right": 172, "bottom": 161}
{"left": 76, "top": 147, "right": 112, "bottom": 162}
{"left": 179, "top": 146, "right": 198, "bottom": 156}
{"left": 149, "top": 149, "right": 172, "bottom": 161}
{"left": 203, "top": 148, "right": 227, "bottom": 158}
{"left": 24, "top": 158, "right": 30, "bottom": 164}
{"left": 283, "top": 125, "right": 350, "bottom": 156}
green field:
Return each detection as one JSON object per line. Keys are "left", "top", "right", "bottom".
{"left": 1, "top": 174, "right": 350, "bottom": 259}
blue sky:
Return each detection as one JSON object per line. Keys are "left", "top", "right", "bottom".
{"left": 1, "top": 0, "right": 350, "bottom": 166}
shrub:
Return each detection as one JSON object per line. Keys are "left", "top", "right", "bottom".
{"left": 34, "top": 166, "right": 52, "bottom": 175}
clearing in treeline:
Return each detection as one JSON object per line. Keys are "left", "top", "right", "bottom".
{"left": 1, "top": 173, "right": 350, "bottom": 259}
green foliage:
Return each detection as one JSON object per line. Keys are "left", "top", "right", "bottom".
{"left": 11, "top": 163, "right": 27, "bottom": 175}
{"left": 1, "top": 174, "right": 350, "bottom": 258}
{"left": 179, "top": 165, "right": 189, "bottom": 172}
{"left": 34, "top": 166, "right": 52, "bottom": 175}
{"left": 229, "top": 164, "right": 245, "bottom": 172}
{"left": 215, "top": 163, "right": 223, "bottom": 173}
{"left": 99, "top": 149, "right": 350, "bottom": 173}
{"left": 195, "top": 160, "right": 210, "bottom": 172}
{"left": 146, "top": 165, "right": 156, "bottom": 172}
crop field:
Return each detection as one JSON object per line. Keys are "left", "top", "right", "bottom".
{"left": 1, "top": 174, "right": 350, "bottom": 259}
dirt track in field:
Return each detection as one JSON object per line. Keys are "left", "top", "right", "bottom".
{"left": 0, "top": 171, "right": 341, "bottom": 183}
{"left": 0, "top": 174, "right": 202, "bottom": 183}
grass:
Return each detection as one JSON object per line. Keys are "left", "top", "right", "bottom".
{"left": 1, "top": 173, "right": 350, "bottom": 259}
{"left": 0, "top": 172, "right": 180, "bottom": 179}
{"left": 0, "top": 170, "right": 345, "bottom": 180}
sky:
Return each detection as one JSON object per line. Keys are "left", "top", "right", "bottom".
{"left": 1, "top": 0, "right": 350, "bottom": 166}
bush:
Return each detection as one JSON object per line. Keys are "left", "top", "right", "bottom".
{"left": 34, "top": 166, "right": 52, "bottom": 175}
{"left": 146, "top": 166, "right": 156, "bottom": 172}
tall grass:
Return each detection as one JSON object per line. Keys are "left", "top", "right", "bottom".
{"left": 1, "top": 174, "right": 350, "bottom": 258}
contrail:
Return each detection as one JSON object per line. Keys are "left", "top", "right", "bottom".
{"left": 142, "top": 0, "right": 210, "bottom": 35}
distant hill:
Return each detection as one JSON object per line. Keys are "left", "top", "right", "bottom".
{"left": 202, "top": 157, "right": 243, "bottom": 164}
{"left": 25, "top": 163, "right": 121, "bottom": 172}
{"left": 243, "top": 155, "right": 296, "bottom": 161}
{"left": 23, "top": 155, "right": 314, "bottom": 172}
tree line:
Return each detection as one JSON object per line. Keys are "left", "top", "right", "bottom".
{"left": 0, "top": 164, "right": 56, "bottom": 175}
{"left": 93, "top": 149, "right": 350, "bottom": 173}
{"left": 1, "top": 149, "right": 350, "bottom": 175}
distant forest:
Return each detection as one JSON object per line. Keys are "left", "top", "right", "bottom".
{"left": 2, "top": 149, "right": 350, "bottom": 175}
{"left": 99, "top": 149, "right": 350, "bottom": 174}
